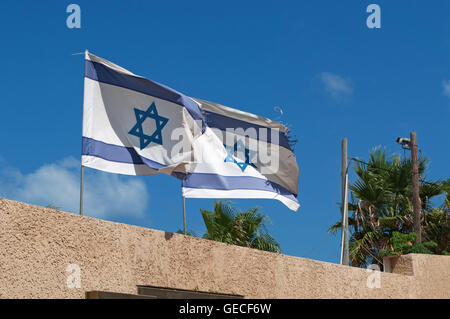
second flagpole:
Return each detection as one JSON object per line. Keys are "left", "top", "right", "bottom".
{"left": 181, "top": 182, "right": 187, "bottom": 235}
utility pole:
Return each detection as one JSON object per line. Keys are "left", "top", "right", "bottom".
{"left": 340, "top": 138, "right": 350, "bottom": 265}
{"left": 410, "top": 132, "right": 422, "bottom": 243}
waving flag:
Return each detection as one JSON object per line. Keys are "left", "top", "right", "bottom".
{"left": 182, "top": 99, "right": 300, "bottom": 211}
{"left": 82, "top": 51, "right": 205, "bottom": 176}
{"left": 81, "top": 51, "right": 299, "bottom": 211}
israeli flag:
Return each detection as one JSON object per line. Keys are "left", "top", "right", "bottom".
{"left": 182, "top": 99, "right": 300, "bottom": 211}
{"left": 82, "top": 51, "right": 205, "bottom": 176}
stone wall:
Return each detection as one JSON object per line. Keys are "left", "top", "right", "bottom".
{"left": 0, "top": 199, "right": 448, "bottom": 299}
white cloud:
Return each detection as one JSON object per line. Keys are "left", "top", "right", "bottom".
{"left": 442, "top": 80, "right": 450, "bottom": 98}
{"left": 320, "top": 72, "right": 353, "bottom": 100}
{"left": 0, "top": 157, "right": 149, "bottom": 219}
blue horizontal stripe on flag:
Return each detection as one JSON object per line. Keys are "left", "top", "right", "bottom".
{"left": 84, "top": 59, "right": 205, "bottom": 130}
{"left": 203, "top": 110, "right": 293, "bottom": 151}
{"left": 182, "top": 172, "right": 298, "bottom": 201}
{"left": 82, "top": 137, "right": 167, "bottom": 170}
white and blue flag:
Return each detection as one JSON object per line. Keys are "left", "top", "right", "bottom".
{"left": 82, "top": 51, "right": 205, "bottom": 176}
{"left": 182, "top": 99, "right": 300, "bottom": 211}
{"left": 81, "top": 51, "right": 299, "bottom": 211}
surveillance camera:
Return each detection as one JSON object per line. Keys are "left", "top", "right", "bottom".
{"left": 396, "top": 137, "right": 411, "bottom": 148}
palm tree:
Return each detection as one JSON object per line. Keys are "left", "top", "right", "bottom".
{"left": 200, "top": 201, "right": 281, "bottom": 253}
{"left": 329, "top": 147, "right": 448, "bottom": 267}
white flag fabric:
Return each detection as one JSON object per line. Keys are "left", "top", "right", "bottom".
{"left": 182, "top": 99, "right": 300, "bottom": 211}
{"left": 82, "top": 51, "right": 205, "bottom": 176}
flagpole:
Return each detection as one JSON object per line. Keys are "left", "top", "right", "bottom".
{"left": 79, "top": 49, "right": 87, "bottom": 216}
{"left": 340, "top": 138, "right": 349, "bottom": 265}
{"left": 181, "top": 182, "right": 186, "bottom": 235}
{"left": 79, "top": 165, "right": 84, "bottom": 216}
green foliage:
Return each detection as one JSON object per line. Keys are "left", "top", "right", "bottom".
{"left": 378, "top": 232, "right": 437, "bottom": 257}
{"left": 422, "top": 208, "right": 450, "bottom": 255}
{"left": 200, "top": 201, "right": 281, "bottom": 253}
{"left": 329, "top": 147, "right": 449, "bottom": 267}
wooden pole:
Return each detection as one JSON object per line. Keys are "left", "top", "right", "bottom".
{"left": 410, "top": 132, "right": 422, "bottom": 243}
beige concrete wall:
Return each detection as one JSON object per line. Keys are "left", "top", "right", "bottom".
{"left": 0, "top": 198, "right": 449, "bottom": 299}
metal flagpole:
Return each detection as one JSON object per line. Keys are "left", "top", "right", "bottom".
{"left": 181, "top": 182, "right": 186, "bottom": 235}
{"left": 343, "top": 164, "right": 349, "bottom": 265}
{"left": 79, "top": 49, "right": 88, "bottom": 216}
{"left": 340, "top": 138, "right": 350, "bottom": 265}
{"left": 79, "top": 165, "right": 84, "bottom": 216}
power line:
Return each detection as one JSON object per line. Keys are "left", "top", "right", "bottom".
{"left": 349, "top": 158, "right": 441, "bottom": 186}
{"left": 304, "top": 235, "right": 333, "bottom": 258}
{"left": 357, "top": 241, "right": 384, "bottom": 265}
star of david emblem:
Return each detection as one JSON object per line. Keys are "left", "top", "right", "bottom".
{"left": 224, "top": 139, "right": 257, "bottom": 172}
{"left": 128, "top": 102, "right": 169, "bottom": 150}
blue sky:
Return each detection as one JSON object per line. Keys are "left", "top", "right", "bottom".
{"left": 0, "top": 1, "right": 449, "bottom": 264}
